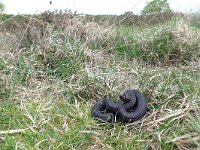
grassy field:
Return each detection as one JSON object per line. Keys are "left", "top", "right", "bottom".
{"left": 0, "top": 12, "right": 200, "bottom": 149}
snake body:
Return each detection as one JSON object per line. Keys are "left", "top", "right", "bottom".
{"left": 91, "top": 89, "right": 147, "bottom": 123}
{"left": 91, "top": 98, "right": 119, "bottom": 123}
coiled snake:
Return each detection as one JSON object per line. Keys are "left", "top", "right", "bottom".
{"left": 91, "top": 89, "right": 147, "bottom": 123}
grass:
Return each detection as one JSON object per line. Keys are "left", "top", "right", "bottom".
{"left": 115, "top": 20, "right": 200, "bottom": 65}
{"left": 0, "top": 11, "right": 200, "bottom": 149}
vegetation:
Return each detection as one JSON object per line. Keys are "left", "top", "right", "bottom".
{"left": 0, "top": 1, "right": 5, "bottom": 19}
{"left": 141, "top": 0, "right": 172, "bottom": 14}
{"left": 0, "top": 1, "right": 4, "bottom": 12}
{"left": 0, "top": 11, "right": 200, "bottom": 149}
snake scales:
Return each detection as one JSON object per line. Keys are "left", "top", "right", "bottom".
{"left": 91, "top": 89, "right": 147, "bottom": 123}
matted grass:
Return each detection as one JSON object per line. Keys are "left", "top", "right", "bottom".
{"left": 0, "top": 12, "right": 200, "bottom": 149}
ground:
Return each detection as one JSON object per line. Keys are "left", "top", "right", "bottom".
{"left": 0, "top": 12, "right": 200, "bottom": 149}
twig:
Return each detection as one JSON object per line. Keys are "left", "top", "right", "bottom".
{"left": 0, "top": 128, "right": 28, "bottom": 135}
{"left": 170, "top": 133, "right": 200, "bottom": 146}
{"left": 146, "top": 103, "right": 190, "bottom": 126}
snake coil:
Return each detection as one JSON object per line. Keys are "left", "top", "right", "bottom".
{"left": 91, "top": 89, "right": 147, "bottom": 123}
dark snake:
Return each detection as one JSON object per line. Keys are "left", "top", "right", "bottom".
{"left": 91, "top": 89, "right": 147, "bottom": 123}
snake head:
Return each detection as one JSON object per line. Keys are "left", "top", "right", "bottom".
{"left": 120, "top": 90, "right": 136, "bottom": 103}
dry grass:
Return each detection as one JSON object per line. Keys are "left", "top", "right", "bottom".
{"left": 0, "top": 11, "right": 200, "bottom": 149}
